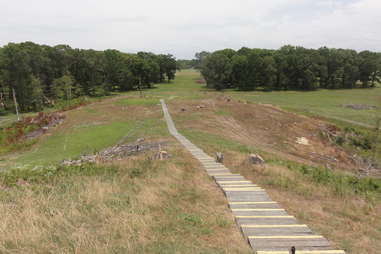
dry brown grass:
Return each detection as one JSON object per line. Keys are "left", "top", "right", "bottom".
{"left": 0, "top": 146, "right": 251, "bottom": 254}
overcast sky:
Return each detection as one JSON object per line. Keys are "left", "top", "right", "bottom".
{"left": 0, "top": 0, "right": 380, "bottom": 59}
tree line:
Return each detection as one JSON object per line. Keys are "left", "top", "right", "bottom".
{"left": 0, "top": 42, "right": 177, "bottom": 112}
{"left": 198, "top": 46, "right": 381, "bottom": 91}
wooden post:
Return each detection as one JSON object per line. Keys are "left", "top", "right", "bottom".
{"left": 139, "top": 76, "right": 143, "bottom": 98}
{"left": 0, "top": 91, "right": 4, "bottom": 110}
{"left": 12, "top": 87, "right": 20, "bottom": 121}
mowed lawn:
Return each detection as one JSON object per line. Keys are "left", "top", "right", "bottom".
{"left": 2, "top": 96, "right": 168, "bottom": 168}
{"left": 227, "top": 87, "right": 381, "bottom": 127}
{"left": 151, "top": 69, "right": 380, "bottom": 127}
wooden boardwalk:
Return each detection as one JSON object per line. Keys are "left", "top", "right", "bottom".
{"left": 160, "top": 99, "right": 345, "bottom": 254}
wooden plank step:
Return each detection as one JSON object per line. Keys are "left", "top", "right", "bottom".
{"left": 249, "top": 238, "right": 331, "bottom": 249}
{"left": 221, "top": 184, "right": 258, "bottom": 187}
{"left": 236, "top": 215, "right": 294, "bottom": 219}
{"left": 227, "top": 196, "right": 273, "bottom": 202}
{"left": 233, "top": 210, "right": 288, "bottom": 216}
{"left": 208, "top": 172, "right": 232, "bottom": 176}
{"left": 203, "top": 164, "right": 226, "bottom": 167}
{"left": 241, "top": 224, "right": 308, "bottom": 228}
{"left": 229, "top": 201, "right": 277, "bottom": 204}
{"left": 218, "top": 181, "right": 253, "bottom": 184}
{"left": 202, "top": 162, "right": 224, "bottom": 165}
{"left": 226, "top": 193, "right": 271, "bottom": 200}
{"left": 250, "top": 235, "right": 324, "bottom": 239}
{"left": 219, "top": 181, "right": 255, "bottom": 185}
{"left": 214, "top": 177, "right": 246, "bottom": 181}
{"left": 206, "top": 169, "right": 230, "bottom": 173}
{"left": 248, "top": 234, "right": 325, "bottom": 241}
{"left": 203, "top": 165, "right": 226, "bottom": 168}
{"left": 223, "top": 187, "right": 264, "bottom": 191}
{"left": 214, "top": 175, "right": 244, "bottom": 178}
{"left": 209, "top": 173, "right": 241, "bottom": 177}
{"left": 256, "top": 247, "right": 338, "bottom": 251}
{"left": 232, "top": 208, "right": 284, "bottom": 212}
{"left": 230, "top": 203, "right": 281, "bottom": 209}
{"left": 206, "top": 168, "right": 230, "bottom": 172}
{"left": 204, "top": 165, "right": 228, "bottom": 169}
{"left": 241, "top": 227, "right": 313, "bottom": 237}
{"left": 250, "top": 242, "right": 331, "bottom": 250}
{"left": 256, "top": 250, "right": 345, "bottom": 254}
{"left": 204, "top": 165, "right": 229, "bottom": 168}
{"left": 205, "top": 168, "right": 230, "bottom": 171}
{"left": 236, "top": 218, "right": 299, "bottom": 226}
{"left": 205, "top": 168, "right": 230, "bottom": 172}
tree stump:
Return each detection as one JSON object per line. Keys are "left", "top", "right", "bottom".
{"left": 248, "top": 154, "right": 265, "bottom": 165}
{"left": 216, "top": 152, "right": 224, "bottom": 163}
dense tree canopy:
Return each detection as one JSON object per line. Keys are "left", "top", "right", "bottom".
{"left": 199, "top": 46, "right": 381, "bottom": 91}
{"left": 0, "top": 42, "right": 177, "bottom": 113}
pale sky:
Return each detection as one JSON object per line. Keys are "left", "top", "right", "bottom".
{"left": 0, "top": 0, "right": 380, "bottom": 59}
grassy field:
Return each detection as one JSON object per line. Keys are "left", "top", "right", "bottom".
{"left": 162, "top": 70, "right": 381, "bottom": 254}
{"left": 0, "top": 89, "right": 251, "bottom": 253}
{"left": 150, "top": 69, "right": 381, "bottom": 128}
{"left": 0, "top": 69, "right": 380, "bottom": 253}
{"left": 227, "top": 87, "right": 381, "bottom": 127}
{"left": 1, "top": 96, "right": 167, "bottom": 168}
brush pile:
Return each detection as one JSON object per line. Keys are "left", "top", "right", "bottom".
{"left": 23, "top": 112, "right": 65, "bottom": 139}
{"left": 62, "top": 140, "right": 168, "bottom": 166}
{"left": 2, "top": 112, "right": 65, "bottom": 143}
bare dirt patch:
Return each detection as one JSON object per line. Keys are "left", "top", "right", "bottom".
{"left": 170, "top": 96, "right": 360, "bottom": 173}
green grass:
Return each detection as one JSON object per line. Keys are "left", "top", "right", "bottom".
{"left": 226, "top": 88, "right": 381, "bottom": 127}
{"left": 266, "top": 158, "right": 381, "bottom": 201}
{"left": 155, "top": 69, "right": 380, "bottom": 129}
{"left": 13, "top": 117, "right": 168, "bottom": 166}
{"left": 16, "top": 122, "right": 135, "bottom": 165}
{"left": 115, "top": 97, "right": 159, "bottom": 106}
{"left": 131, "top": 70, "right": 208, "bottom": 100}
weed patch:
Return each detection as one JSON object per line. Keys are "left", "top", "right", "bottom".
{"left": 267, "top": 158, "right": 381, "bottom": 200}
